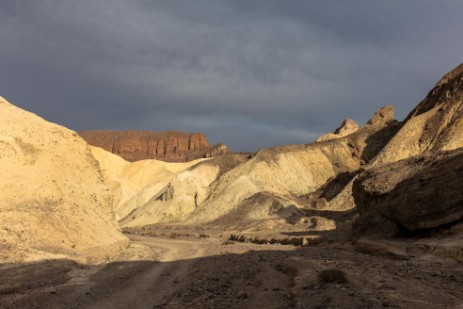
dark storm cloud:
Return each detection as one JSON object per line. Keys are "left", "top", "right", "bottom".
{"left": 1, "top": 0, "right": 462, "bottom": 151}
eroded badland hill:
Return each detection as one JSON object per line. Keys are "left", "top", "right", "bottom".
{"left": 1, "top": 64, "right": 463, "bottom": 308}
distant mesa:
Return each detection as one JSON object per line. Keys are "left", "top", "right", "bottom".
{"left": 79, "top": 130, "right": 231, "bottom": 162}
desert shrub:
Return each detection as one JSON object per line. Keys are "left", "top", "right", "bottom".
{"left": 229, "top": 234, "right": 246, "bottom": 242}
{"left": 250, "top": 237, "right": 269, "bottom": 245}
{"left": 287, "top": 238, "right": 304, "bottom": 246}
{"left": 318, "top": 269, "right": 348, "bottom": 284}
{"left": 168, "top": 232, "right": 178, "bottom": 239}
{"left": 228, "top": 235, "right": 305, "bottom": 246}
{"left": 275, "top": 262, "right": 298, "bottom": 277}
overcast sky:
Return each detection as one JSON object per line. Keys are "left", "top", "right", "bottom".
{"left": 1, "top": 1, "right": 462, "bottom": 151}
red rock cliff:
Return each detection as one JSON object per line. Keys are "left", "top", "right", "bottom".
{"left": 79, "top": 130, "right": 231, "bottom": 162}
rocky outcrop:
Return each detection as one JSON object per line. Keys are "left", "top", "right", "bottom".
{"left": 352, "top": 63, "right": 463, "bottom": 238}
{"left": 353, "top": 149, "right": 463, "bottom": 234}
{"left": 373, "top": 64, "right": 463, "bottom": 165}
{"left": 367, "top": 105, "right": 395, "bottom": 126}
{"left": 79, "top": 130, "right": 231, "bottom": 162}
{"left": 316, "top": 119, "right": 360, "bottom": 142}
{"left": 316, "top": 105, "right": 398, "bottom": 144}
{"left": 0, "top": 97, "right": 128, "bottom": 263}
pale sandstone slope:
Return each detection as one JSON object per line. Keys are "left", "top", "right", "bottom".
{"left": 186, "top": 106, "right": 399, "bottom": 227}
{"left": 90, "top": 146, "right": 208, "bottom": 220}
{"left": 119, "top": 154, "right": 248, "bottom": 227}
{"left": 0, "top": 97, "right": 128, "bottom": 263}
{"left": 373, "top": 64, "right": 463, "bottom": 165}
{"left": 186, "top": 142, "right": 358, "bottom": 226}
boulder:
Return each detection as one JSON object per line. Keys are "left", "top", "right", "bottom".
{"left": 353, "top": 149, "right": 463, "bottom": 232}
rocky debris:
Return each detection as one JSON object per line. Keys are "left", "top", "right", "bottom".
{"left": 353, "top": 149, "right": 463, "bottom": 233}
{"left": 352, "top": 209, "right": 401, "bottom": 238}
{"left": 316, "top": 119, "right": 360, "bottom": 142}
{"left": 355, "top": 239, "right": 409, "bottom": 260}
{"left": 373, "top": 64, "right": 463, "bottom": 165}
{"left": 79, "top": 130, "right": 231, "bottom": 162}
{"left": 0, "top": 97, "right": 128, "bottom": 263}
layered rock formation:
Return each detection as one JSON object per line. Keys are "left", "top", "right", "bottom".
{"left": 0, "top": 97, "right": 128, "bottom": 263}
{"left": 85, "top": 63, "right": 463, "bottom": 254}
{"left": 91, "top": 106, "right": 401, "bottom": 229}
{"left": 79, "top": 130, "right": 231, "bottom": 162}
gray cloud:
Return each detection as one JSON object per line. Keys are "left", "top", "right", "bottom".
{"left": 0, "top": 0, "right": 462, "bottom": 151}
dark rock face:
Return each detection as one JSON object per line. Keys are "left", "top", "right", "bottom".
{"left": 79, "top": 130, "right": 231, "bottom": 162}
{"left": 353, "top": 149, "right": 463, "bottom": 232}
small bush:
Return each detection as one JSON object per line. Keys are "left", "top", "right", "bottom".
{"left": 229, "top": 234, "right": 246, "bottom": 242}
{"left": 275, "top": 262, "right": 298, "bottom": 277}
{"left": 250, "top": 237, "right": 269, "bottom": 245}
{"left": 318, "top": 269, "right": 348, "bottom": 284}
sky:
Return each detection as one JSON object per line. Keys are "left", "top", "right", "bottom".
{"left": 0, "top": 1, "right": 462, "bottom": 152}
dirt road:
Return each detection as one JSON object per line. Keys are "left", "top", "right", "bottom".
{"left": 1, "top": 234, "right": 463, "bottom": 308}
{"left": 88, "top": 236, "right": 207, "bottom": 309}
